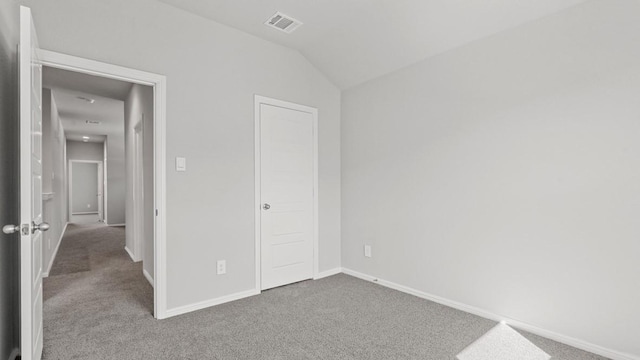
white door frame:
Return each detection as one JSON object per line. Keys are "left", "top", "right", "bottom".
{"left": 68, "top": 159, "right": 103, "bottom": 219}
{"left": 253, "top": 95, "right": 319, "bottom": 292}
{"left": 102, "top": 141, "right": 109, "bottom": 224}
{"left": 39, "top": 50, "right": 168, "bottom": 319}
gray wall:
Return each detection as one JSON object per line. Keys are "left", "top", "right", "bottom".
{"left": 0, "top": 1, "right": 20, "bottom": 358}
{"left": 342, "top": 0, "right": 640, "bottom": 358}
{"left": 105, "top": 131, "right": 126, "bottom": 225}
{"left": 66, "top": 140, "right": 103, "bottom": 162}
{"left": 42, "top": 89, "right": 68, "bottom": 276}
{"left": 18, "top": 0, "right": 342, "bottom": 311}
{"left": 141, "top": 88, "right": 154, "bottom": 280}
{"left": 124, "top": 84, "right": 154, "bottom": 277}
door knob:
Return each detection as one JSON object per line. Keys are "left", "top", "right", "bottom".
{"left": 262, "top": 203, "right": 271, "bottom": 210}
{"left": 2, "top": 224, "right": 20, "bottom": 234}
{"left": 31, "top": 222, "right": 50, "bottom": 233}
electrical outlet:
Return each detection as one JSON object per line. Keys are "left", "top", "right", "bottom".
{"left": 217, "top": 260, "right": 226, "bottom": 275}
{"left": 364, "top": 245, "right": 372, "bottom": 258}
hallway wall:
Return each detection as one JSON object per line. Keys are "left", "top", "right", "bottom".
{"left": 42, "top": 89, "right": 68, "bottom": 277}
{"left": 67, "top": 141, "right": 103, "bottom": 161}
{"left": 124, "top": 84, "right": 154, "bottom": 279}
{"left": 105, "top": 131, "right": 126, "bottom": 225}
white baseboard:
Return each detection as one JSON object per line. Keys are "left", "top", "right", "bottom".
{"left": 164, "top": 289, "right": 260, "bottom": 319}
{"left": 143, "top": 268, "right": 154, "bottom": 287}
{"left": 43, "top": 222, "right": 68, "bottom": 278}
{"left": 341, "top": 268, "right": 639, "bottom": 360}
{"left": 8, "top": 348, "right": 19, "bottom": 360}
{"left": 162, "top": 270, "right": 340, "bottom": 319}
{"left": 107, "top": 223, "right": 125, "bottom": 227}
{"left": 124, "top": 246, "right": 140, "bottom": 262}
{"left": 314, "top": 267, "right": 342, "bottom": 280}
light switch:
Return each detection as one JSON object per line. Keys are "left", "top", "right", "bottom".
{"left": 176, "top": 157, "right": 186, "bottom": 172}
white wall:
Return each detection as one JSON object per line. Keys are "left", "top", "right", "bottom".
{"left": 105, "top": 131, "right": 126, "bottom": 225}
{"left": 342, "top": 0, "right": 640, "bottom": 358}
{"left": 124, "top": 83, "right": 154, "bottom": 278}
{"left": 18, "top": 0, "right": 341, "bottom": 311}
{"left": 52, "top": 96, "right": 68, "bottom": 226}
{"left": 141, "top": 87, "right": 153, "bottom": 280}
{"left": 42, "top": 89, "right": 68, "bottom": 275}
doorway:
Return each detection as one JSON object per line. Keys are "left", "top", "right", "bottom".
{"left": 68, "top": 160, "right": 103, "bottom": 224}
{"left": 254, "top": 96, "right": 319, "bottom": 291}
{"left": 39, "top": 50, "right": 168, "bottom": 318}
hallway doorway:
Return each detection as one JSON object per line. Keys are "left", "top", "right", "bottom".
{"left": 38, "top": 49, "right": 167, "bottom": 319}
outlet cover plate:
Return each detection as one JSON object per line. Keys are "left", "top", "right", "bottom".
{"left": 217, "top": 260, "right": 226, "bottom": 275}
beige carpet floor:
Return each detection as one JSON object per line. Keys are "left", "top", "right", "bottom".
{"left": 42, "top": 223, "right": 609, "bottom": 359}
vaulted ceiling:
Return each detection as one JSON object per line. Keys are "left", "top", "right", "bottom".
{"left": 158, "top": 0, "right": 588, "bottom": 89}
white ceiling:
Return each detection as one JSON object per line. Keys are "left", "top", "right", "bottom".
{"left": 158, "top": 0, "right": 589, "bottom": 90}
{"left": 43, "top": 67, "right": 129, "bottom": 143}
{"left": 43, "top": 67, "right": 133, "bottom": 101}
{"left": 49, "top": 88, "right": 124, "bottom": 142}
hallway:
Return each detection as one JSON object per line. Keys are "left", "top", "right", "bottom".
{"left": 43, "top": 224, "right": 153, "bottom": 359}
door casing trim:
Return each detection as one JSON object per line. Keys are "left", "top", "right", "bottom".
{"left": 40, "top": 49, "right": 168, "bottom": 319}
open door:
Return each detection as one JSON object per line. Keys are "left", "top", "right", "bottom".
{"left": 1, "top": 8, "right": 45, "bottom": 357}
{"left": 19, "top": 6, "right": 46, "bottom": 360}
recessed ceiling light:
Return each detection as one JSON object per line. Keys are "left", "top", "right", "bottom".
{"left": 83, "top": 139, "right": 89, "bottom": 142}
{"left": 82, "top": 136, "right": 90, "bottom": 140}
{"left": 77, "top": 96, "right": 95, "bottom": 104}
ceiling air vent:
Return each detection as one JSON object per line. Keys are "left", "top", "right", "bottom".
{"left": 85, "top": 120, "right": 101, "bottom": 125}
{"left": 264, "top": 12, "right": 302, "bottom": 34}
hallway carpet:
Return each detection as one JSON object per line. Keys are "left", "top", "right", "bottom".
{"left": 43, "top": 224, "right": 609, "bottom": 359}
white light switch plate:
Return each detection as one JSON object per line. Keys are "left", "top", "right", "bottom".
{"left": 176, "top": 157, "right": 186, "bottom": 172}
{"left": 364, "top": 245, "right": 372, "bottom": 258}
